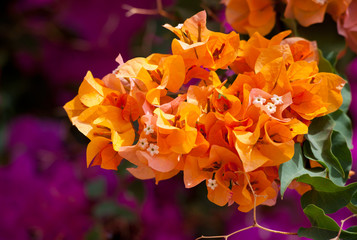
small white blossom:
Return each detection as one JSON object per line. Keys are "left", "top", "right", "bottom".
{"left": 138, "top": 138, "right": 148, "bottom": 150}
{"left": 207, "top": 179, "right": 218, "bottom": 190}
{"left": 265, "top": 102, "right": 277, "bottom": 114}
{"left": 253, "top": 96, "right": 266, "bottom": 106}
{"left": 175, "top": 23, "right": 183, "bottom": 29}
{"left": 143, "top": 124, "right": 155, "bottom": 135}
{"left": 147, "top": 143, "right": 159, "bottom": 156}
{"left": 271, "top": 94, "right": 283, "bottom": 105}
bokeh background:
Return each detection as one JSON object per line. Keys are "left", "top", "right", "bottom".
{"left": 1, "top": 0, "right": 357, "bottom": 239}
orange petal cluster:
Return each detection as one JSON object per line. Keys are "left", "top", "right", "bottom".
{"left": 284, "top": 0, "right": 351, "bottom": 27}
{"left": 224, "top": 0, "right": 276, "bottom": 36}
{"left": 64, "top": 11, "right": 345, "bottom": 212}
{"left": 224, "top": 0, "right": 353, "bottom": 38}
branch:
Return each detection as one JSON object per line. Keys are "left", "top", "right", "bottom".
{"left": 195, "top": 172, "right": 298, "bottom": 239}
{"left": 195, "top": 226, "right": 254, "bottom": 240}
{"left": 122, "top": 0, "right": 177, "bottom": 21}
{"left": 199, "top": 3, "right": 225, "bottom": 32}
{"left": 331, "top": 214, "right": 357, "bottom": 240}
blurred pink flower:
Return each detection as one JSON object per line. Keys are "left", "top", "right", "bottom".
{"left": 0, "top": 116, "right": 92, "bottom": 240}
{"left": 338, "top": 0, "right": 357, "bottom": 54}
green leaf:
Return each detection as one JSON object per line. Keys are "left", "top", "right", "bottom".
{"left": 85, "top": 177, "right": 106, "bottom": 199}
{"left": 329, "top": 110, "right": 353, "bottom": 149}
{"left": 126, "top": 180, "right": 146, "bottom": 203}
{"left": 298, "top": 204, "right": 340, "bottom": 239}
{"left": 297, "top": 175, "right": 357, "bottom": 214}
{"left": 351, "top": 191, "right": 357, "bottom": 206}
{"left": 347, "top": 202, "right": 357, "bottom": 214}
{"left": 295, "top": 15, "right": 345, "bottom": 56}
{"left": 340, "top": 82, "right": 352, "bottom": 113}
{"left": 85, "top": 225, "right": 101, "bottom": 240}
{"left": 305, "top": 116, "right": 345, "bottom": 178}
{"left": 298, "top": 204, "right": 357, "bottom": 240}
{"left": 329, "top": 131, "right": 352, "bottom": 186}
{"left": 325, "top": 51, "right": 338, "bottom": 67}
{"left": 318, "top": 49, "right": 335, "bottom": 73}
{"left": 346, "top": 226, "right": 357, "bottom": 233}
{"left": 303, "top": 126, "right": 352, "bottom": 186}
{"left": 347, "top": 192, "right": 357, "bottom": 214}
{"left": 279, "top": 144, "right": 326, "bottom": 197}
{"left": 93, "top": 200, "right": 136, "bottom": 221}
{"left": 281, "top": 18, "right": 298, "bottom": 36}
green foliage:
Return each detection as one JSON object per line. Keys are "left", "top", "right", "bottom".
{"left": 281, "top": 18, "right": 298, "bottom": 36}
{"left": 279, "top": 144, "right": 326, "bottom": 197}
{"left": 298, "top": 204, "right": 357, "bottom": 240}
{"left": 93, "top": 200, "right": 136, "bottom": 221}
{"left": 304, "top": 116, "right": 348, "bottom": 181}
{"left": 330, "top": 110, "right": 353, "bottom": 149}
{"left": 126, "top": 180, "right": 146, "bottom": 203}
{"left": 302, "top": 113, "right": 352, "bottom": 186}
{"left": 297, "top": 175, "right": 357, "bottom": 214}
{"left": 85, "top": 225, "right": 101, "bottom": 240}
{"left": 85, "top": 177, "right": 106, "bottom": 200}
{"left": 340, "top": 83, "right": 352, "bottom": 113}
{"left": 318, "top": 49, "right": 335, "bottom": 73}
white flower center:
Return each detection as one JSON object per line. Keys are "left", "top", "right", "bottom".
{"left": 144, "top": 125, "right": 155, "bottom": 135}
{"left": 138, "top": 138, "right": 148, "bottom": 150}
{"left": 147, "top": 143, "right": 159, "bottom": 156}
{"left": 271, "top": 94, "right": 283, "bottom": 105}
{"left": 265, "top": 102, "right": 277, "bottom": 114}
{"left": 253, "top": 96, "right": 266, "bottom": 106}
{"left": 207, "top": 179, "right": 218, "bottom": 190}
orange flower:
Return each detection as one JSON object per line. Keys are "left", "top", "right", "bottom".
{"left": 231, "top": 170, "right": 277, "bottom": 212}
{"left": 224, "top": 0, "right": 276, "bottom": 36}
{"left": 154, "top": 102, "right": 200, "bottom": 154}
{"left": 284, "top": 0, "right": 351, "bottom": 27}
{"left": 230, "top": 30, "right": 291, "bottom": 74}
{"left": 86, "top": 136, "right": 122, "bottom": 170}
{"left": 164, "top": 11, "right": 240, "bottom": 70}
{"left": 199, "top": 145, "right": 243, "bottom": 206}
{"left": 145, "top": 54, "right": 186, "bottom": 105}
{"left": 183, "top": 154, "right": 212, "bottom": 188}
{"left": 63, "top": 11, "right": 349, "bottom": 213}
{"left": 289, "top": 64, "right": 346, "bottom": 120}
{"left": 118, "top": 145, "right": 181, "bottom": 184}
{"left": 288, "top": 180, "right": 312, "bottom": 195}
{"left": 210, "top": 88, "right": 242, "bottom": 119}
{"left": 117, "top": 114, "right": 182, "bottom": 183}
{"left": 64, "top": 71, "right": 137, "bottom": 170}
{"left": 281, "top": 37, "right": 319, "bottom": 62}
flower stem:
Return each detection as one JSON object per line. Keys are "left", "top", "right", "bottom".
{"left": 122, "top": 0, "right": 177, "bottom": 21}
{"left": 332, "top": 214, "right": 357, "bottom": 240}
{"left": 195, "top": 172, "right": 298, "bottom": 239}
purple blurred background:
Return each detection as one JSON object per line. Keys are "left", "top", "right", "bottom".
{"left": 0, "top": 0, "right": 356, "bottom": 239}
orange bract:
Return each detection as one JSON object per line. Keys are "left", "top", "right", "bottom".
{"left": 64, "top": 11, "right": 346, "bottom": 212}
{"left": 224, "top": 0, "right": 276, "bottom": 36}
{"left": 284, "top": 0, "right": 351, "bottom": 27}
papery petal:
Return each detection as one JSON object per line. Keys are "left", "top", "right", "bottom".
{"left": 138, "top": 151, "right": 180, "bottom": 173}
{"left": 207, "top": 181, "right": 232, "bottom": 206}
{"left": 161, "top": 55, "right": 185, "bottom": 92}
{"left": 184, "top": 155, "right": 211, "bottom": 188}
{"left": 78, "top": 71, "right": 105, "bottom": 107}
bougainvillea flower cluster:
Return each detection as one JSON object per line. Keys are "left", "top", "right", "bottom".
{"left": 64, "top": 11, "right": 345, "bottom": 212}
{"left": 223, "top": 0, "right": 357, "bottom": 53}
